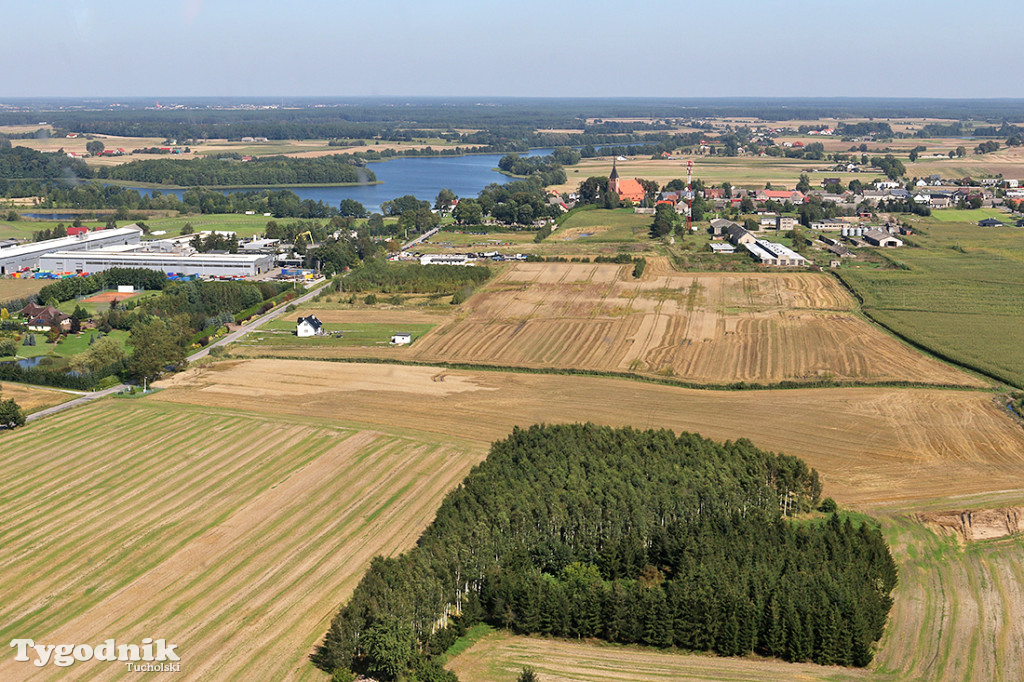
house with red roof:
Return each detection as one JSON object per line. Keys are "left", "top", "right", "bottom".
{"left": 608, "top": 162, "right": 646, "bottom": 204}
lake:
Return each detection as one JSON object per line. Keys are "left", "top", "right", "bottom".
{"left": 121, "top": 148, "right": 557, "bottom": 214}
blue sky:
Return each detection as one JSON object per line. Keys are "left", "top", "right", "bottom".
{"left": 2, "top": 0, "right": 1021, "bottom": 98}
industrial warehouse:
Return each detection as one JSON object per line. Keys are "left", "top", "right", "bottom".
{"left": 0, "top": 224, "right": 275, "bottom": 278}
{"left": 38, "top": 248, "right": 275, "bottom": 277}
{"left": 0, "top": 226, "right": 143, "bottom": 275}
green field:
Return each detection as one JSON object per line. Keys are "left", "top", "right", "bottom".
{"left": 838, "top": 217, "right": 1024, "bottom": 387}
{"left": 255, "top": 321, "right": 436, "bottom": 348}
{"left": 3, "top": 329, "right": 130, "bottom": 361}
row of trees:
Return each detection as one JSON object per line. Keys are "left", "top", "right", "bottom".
{"left": 342, "top": 260, "right": 491, "bottom": 294}
{"left": 318, "top": 424, "right": 896, "bottom": 680}
{"left": 99, "top": 154, "right": 375, "bottom": 186}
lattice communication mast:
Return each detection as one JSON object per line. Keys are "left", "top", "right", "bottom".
{"left": 686, "top": 160, "right": 695, "bottom": 232}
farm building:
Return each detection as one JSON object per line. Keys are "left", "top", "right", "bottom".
{"left": 390, "top": 332, "right": 412, "bottom": 345}
{"left": 0, "top": 225, "right": 143, "bottom": 275}
{"left": 296, "top": 316, "right": 323, "bottom": 337}
{"left": 710, "top": 218, "right": 741, "bottom": 237}
{"left": 708, "top": 242, "right": 737, "bottom": 254}
{"left": 744, "top": 240, "right": 809, "bottom": 267}
{"left": 727, "top": 224, "right": 757, "bottom": 247}
{"left": 863, "top": 230, "right": 903, "bottom": 247}
{"left": 419, "top": 254, "right": 473, "bottom": 266}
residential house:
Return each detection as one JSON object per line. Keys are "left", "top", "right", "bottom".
{"left": 296, "top": 315, "right": 323, "bottom": 337}
{"left": 978, "top": 218, "right": 1004, "bottom": 227}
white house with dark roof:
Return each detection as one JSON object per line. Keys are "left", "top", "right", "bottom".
{"left": 296, "top": 315, "right": 323, "bottom": 337}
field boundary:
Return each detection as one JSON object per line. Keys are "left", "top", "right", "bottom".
{"left": 221, "top": 352, "right": 995, "bottom": 394}
{"left": 831, "top": 269, "right": 1017, "bottom": 389}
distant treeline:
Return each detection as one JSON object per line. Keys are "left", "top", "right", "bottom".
{"left": 342, "top": 260, "right": 492, "bottom": 294}
{"left": 317, "top": 424, "right": 897, "bottom": 681}
{"left": 19, "top": 182, "right": 340, "bottom": 219}
{"left": 8, "top": 98, "right": 1024, "bottom": 137}
{"left": 98, "top": 154, "right": 374, "bottom": 186}
{"left": 0, "top": 145, "right": 91, "bottom": 181}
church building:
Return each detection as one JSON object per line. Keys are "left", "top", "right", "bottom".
{"left": 608, "top": 161, "right": 647, "bottom": 204}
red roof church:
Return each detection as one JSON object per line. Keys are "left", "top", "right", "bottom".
{"left": 608, "top": 162, "right": 646, "bottom": 204}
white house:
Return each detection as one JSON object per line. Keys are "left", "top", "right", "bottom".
{"left": 296, "top": 315, "right": 323, "bottom": 337}
{"left": 390, "top": 332, "right": 412, "bottom": 345}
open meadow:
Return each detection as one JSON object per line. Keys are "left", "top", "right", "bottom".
{"left": 0, "top": 277, "right": 49, "bottom": 302}
{"left": 0, "top": 397, "right": 485, "bottom": 681}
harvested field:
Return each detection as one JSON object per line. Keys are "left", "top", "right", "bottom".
{"left": 0, "top": 399, "right": 484, "bottom": 681}
{"left": 871, "top": 515, "right": 1024, "bottom": 681}
{"left": 0, "top": 277, "right": 48, "bottom": 301}
{"left": 447, "top": 629, "right": 879, "bottom": 682}
{"left": 407, "top": 263, "right": 983, "bottom": 387}
{"left": 154, "top": 360, "right": 1024, "bottom": 507}
{"left": 0, "top": 382, "right": 76, "bottom": 413}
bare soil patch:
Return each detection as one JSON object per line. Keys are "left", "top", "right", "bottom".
{"left": 918, "top": 507, "right": 1024, "bottom": 542}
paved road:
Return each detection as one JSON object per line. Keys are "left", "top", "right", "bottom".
{"left": 188, "top": 279, "right": 331, "bottom": 361}
{"left": 26, "top": 383, "right": 128, "bottom": 422}
{"left": 21, "top": 279, "right": 331, "bottom": 424}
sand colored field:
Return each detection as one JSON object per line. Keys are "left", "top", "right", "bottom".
{"left": 0, "top": 277, "right": 49, "bottom": 300}
{"left": 0, "top": 382, "right": 76, "bottom": 413}
{"left": 153, "top": 360, "right": 1024, "bottom": 507}
{"left": 406, "top": 263, "right": 983, "bottom": 387}
{"left": 447, "top": 630, "right": 879, "bottom": 682}
{"left": 0, "top": 399, "right": 484, "bottom": 681}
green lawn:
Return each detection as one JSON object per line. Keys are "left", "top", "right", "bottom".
{"left": 257, "top": 321, "right": 436, "bottom": 347}
{"left": 929, "top": 207, "right": 1014, "bottom": 224}
{"left": 7, "top": 329, "right": 130, "bottom": 360}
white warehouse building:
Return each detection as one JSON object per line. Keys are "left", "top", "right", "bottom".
{"left": 0, "top": 226, "right": 143, "bottom": 275}
{"left": 38, "top": 249, "right": 276, "bottom": 277}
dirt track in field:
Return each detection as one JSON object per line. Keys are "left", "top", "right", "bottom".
{"left": 154, "top": 359, "right": 1024, "bottom": 508}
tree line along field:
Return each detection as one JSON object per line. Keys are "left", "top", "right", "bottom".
{"left": 406, "top": 262, "right": 983, "bottom": 387}
{"left": 0, "top": 398, "right": 485, "bottom": 681}
{"left": 838, "top": 218, "right": 1024, "bottom": 388}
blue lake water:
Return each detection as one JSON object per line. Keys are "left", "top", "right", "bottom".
{"left": 122, "top": 148, "right": 557, "bottom": 214}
